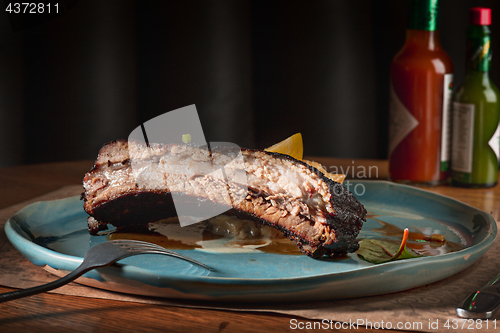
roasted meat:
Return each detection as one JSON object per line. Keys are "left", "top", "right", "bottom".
{"left": 83, "top": 140, "right": 366, "bottom": 258}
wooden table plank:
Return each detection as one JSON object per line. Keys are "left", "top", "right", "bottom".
{"left": 0, "top": 284, "right": 384, "bottom": 332}
{"left": 0, "top": 160, "right": 94, "bottom": 210}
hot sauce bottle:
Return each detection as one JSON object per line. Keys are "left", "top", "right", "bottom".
{"left": 451, "top": 8, "right": 500, "bottom": 188}
{"left": 388, "top": 0, "right": 453, "bottom": 185}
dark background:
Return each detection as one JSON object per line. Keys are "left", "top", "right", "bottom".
{"left": 0, "top": 0, "right": 499, "bottom": 168}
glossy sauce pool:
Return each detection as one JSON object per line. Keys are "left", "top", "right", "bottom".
{"left": 365, "top": 213, "right": 465, "bottom": 256}
{"left": 108, "top": 213, "right": 465, "bottom": 257}
{"left": 108, "top": 216, "right": 304, "bottom": 255}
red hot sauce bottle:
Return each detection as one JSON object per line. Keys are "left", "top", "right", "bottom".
{"left": 388, "top": 0, "right": 454, "bottom": 185}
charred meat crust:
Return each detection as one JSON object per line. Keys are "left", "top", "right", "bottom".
{"left": 83, "top": 139, "right": 366, "bottom": 258}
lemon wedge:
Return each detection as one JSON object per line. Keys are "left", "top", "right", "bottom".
{"left": 264, "top": 133, "right": 303, "bottom": 160}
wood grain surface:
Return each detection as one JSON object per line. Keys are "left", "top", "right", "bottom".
{"left": 0, "top": 158, "right": 498, "bottom": 333}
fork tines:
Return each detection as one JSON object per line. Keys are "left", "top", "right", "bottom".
{"left": 109, "top": 239, "right": 211, "bottom": 270}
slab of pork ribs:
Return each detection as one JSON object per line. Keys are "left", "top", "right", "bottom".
{"left": 83, "top": 140, "right": 366, "bottom": 258}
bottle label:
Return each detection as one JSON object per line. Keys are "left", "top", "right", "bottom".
{"left": 440, "top": 74, "right": 453, "bottom": 171}
{"left": 468, "top": 35, "right": 491, "bottom": 72}
{"left": 388, "top": 82, "right": 419, "bottom": 157}
{"left": 451, "top": 102, "right": 475, "bottom": 177}
{"left": 489, "top": 123, "right": 500, "bottom": 160}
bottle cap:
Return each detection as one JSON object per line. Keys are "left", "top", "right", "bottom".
{"left": 469, "top": 7, "right": 491, "bottom": 26}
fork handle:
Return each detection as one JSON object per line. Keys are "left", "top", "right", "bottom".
{"left": 0, "top": 265, "right": 89, "bottom": 303}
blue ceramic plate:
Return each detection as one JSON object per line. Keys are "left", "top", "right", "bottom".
{"left": 4, "top": 181, "right": 496, "bottom": 302}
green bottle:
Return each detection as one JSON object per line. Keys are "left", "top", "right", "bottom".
{"left": 451, "top": 7, "right": 500, "bottom": 188}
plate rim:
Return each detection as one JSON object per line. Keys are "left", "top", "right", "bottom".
{"left": 4, "top": 180, "right": 497, "bottom": 284}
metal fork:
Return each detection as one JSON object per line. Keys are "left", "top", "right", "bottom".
{"left": 0, "top": 240, "right": 210, "bottom": 303}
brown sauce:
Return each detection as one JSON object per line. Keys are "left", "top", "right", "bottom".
{"left": 108, "top": 229, "right": 222, "bottom": 250}
{"left": 108, "top": 219, "right": 303, "bottom": 255}
{"left": 108, "top": 213, "right": 465, "bottom": 257}
{"left": 256, "top": 239, "right": 303, "bottom": 255}
{"left": 366, "top": 213, "right": 465, "bottom": 256}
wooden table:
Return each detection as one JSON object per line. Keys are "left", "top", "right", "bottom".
{"left": 0, "top": 158, "right": 498, "bottom": 332}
